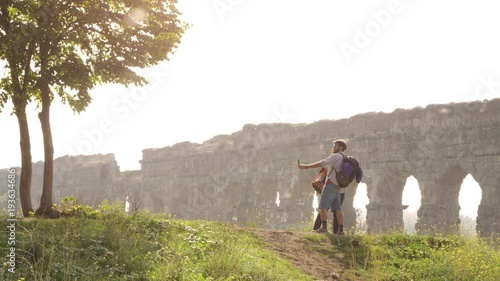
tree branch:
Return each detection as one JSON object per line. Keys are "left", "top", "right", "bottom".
{"left": 0, "top": 4, "right": 11, "bottom": 31}
{"left": 21, "top": 40, "right": 35, "bottom": 95}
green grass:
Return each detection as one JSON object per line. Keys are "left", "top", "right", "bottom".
{"left": 0, "top": 201, "right": 312, "bottom": 281}
{"left": 331, "top": 232, "right": 500, "bottom": 281}
{"left": 2, "top": 199, "right": 500, "bottom": 281}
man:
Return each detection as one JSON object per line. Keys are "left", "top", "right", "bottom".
{"left": 298, "top": 139, "right": 347, "bottom": 234}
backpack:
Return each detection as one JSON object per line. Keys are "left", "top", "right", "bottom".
{"left": 334, "top": 154, "right": 363, "bottom": 188}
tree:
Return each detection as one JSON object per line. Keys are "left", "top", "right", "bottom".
{"left": 0, "top": 1, "right": 39, "bottom": 217}
{"left": 2, "top": 0, "right": 187, "bottom": 217}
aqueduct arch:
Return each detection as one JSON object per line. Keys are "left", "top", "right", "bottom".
{"left": 365, "top": 162, "right": 476, "bottom": 234}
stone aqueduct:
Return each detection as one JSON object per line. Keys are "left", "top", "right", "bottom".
{"left": 2, "top": 99, "right": 499, "bottom": 236}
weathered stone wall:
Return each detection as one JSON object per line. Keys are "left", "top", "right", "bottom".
{"left": 25, "top": 154, "right": 121, "bottom": 207}
{"left": 1, "top": 99, "right": 499, "bottom": 236}
{"left": 137, "top": 99, "right": 500, "bottom": 235}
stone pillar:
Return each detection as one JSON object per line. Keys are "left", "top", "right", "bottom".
{"left": 366, "top": 203, "right": 408, "bottom": 234}
{"left": 276, "top": 168, "right": 316, "bottom": 230}
{"left": 365, "top": 170, "right": 407, "bottom": 234}
{"left": 220, "top": 181, "right": 243, "bottom": 223}
{"left": 472, "top": 161, "right": 500, "bottom": 238}
{"left": 477, "top": 198, "right": 500, "bottom": 238}
{"left": 415, "top": 165, "right": 467, "bottom": 235}
{"left": 342, "top": 183, "right": 358, "bottom": 230}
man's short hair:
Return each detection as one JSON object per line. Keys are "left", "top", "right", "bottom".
{"left": 333, "top": 139, "right": 347, "bottom": 151}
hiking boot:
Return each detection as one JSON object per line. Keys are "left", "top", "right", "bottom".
{"left": 337, "top": 231, "right": 345, "bottom": 235}
{"left": 313, "top": 228, "right": 328, "bottom": 233}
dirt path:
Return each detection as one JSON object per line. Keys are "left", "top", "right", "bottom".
{"left": 248, "top": 228, "right": 360, "bottom": 281}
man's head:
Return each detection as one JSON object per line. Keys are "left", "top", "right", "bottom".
{"left": 331, "top": 139, "right": 347, "bottom": 153}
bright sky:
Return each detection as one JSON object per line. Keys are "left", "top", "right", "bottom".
{"left": 0, "top": 0, "right": 496, "bottom": 217}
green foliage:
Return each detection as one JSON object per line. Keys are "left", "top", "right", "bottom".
{"left": 1, "top": 0, "right": 188, "bottom": 113}
{"left": 0, "top": 202, "right": 311, "bottom": 281}
{"left": 333, "top": 232, "right": 500, "bottom": 281}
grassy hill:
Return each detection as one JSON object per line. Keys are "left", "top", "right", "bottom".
{"left": 1, "top": 201, "right": 500, "bottom": 280}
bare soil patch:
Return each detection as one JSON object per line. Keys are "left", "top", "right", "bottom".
{"left": 248, "top": 228, "right": 362, "bottom": 281}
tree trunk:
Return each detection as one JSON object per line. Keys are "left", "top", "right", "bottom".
{"left": 14, "top": 104, "right": 34, "bottom": 217}
{"left": 36, "top": 82, "right": 57, "bottom": 217}
{"left": 35, "top": 37, "right": 59, "bottom": 218}
{"left": 3, "top": 9, "right": 37, "bottom": 217}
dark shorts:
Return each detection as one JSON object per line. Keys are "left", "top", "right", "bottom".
{"left": 319, "top": 182, "right": 342, "bottom": 211}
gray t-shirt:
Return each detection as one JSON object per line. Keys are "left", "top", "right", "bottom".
{"left": 320, "top": 152, "right": 344, "bottom": 190}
